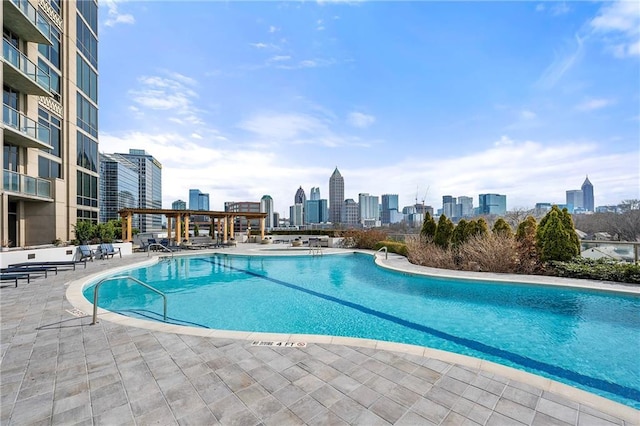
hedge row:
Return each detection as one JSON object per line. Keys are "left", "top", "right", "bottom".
{"left": 549, "top": 258, "right": 640, "bottom": 284}
{"left": 374, "top": 240, "right": 408, "bottom": 257}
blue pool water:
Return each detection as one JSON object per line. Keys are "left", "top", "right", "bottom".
{"left": 84, "top": 253, "right": 640, "bottom": 408}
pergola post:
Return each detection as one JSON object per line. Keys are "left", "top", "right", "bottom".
{"left": 126, "top": 212, "right": 132, "bottom": 242}
{"left": 260, "top": 217, "right": 265, "bottom": 240}
{"left": 184, "top": 215, "right": 190, "bottom": 242}
{"left": 167, "top": 216, "right": 173, "bottom": 243}
{"left": 229, "top": 215, "right": 235, "bottom": 240}
{"left": 175, "top": 215, "right": 181, "bottom": 245}
{"left": 222, "top": 217, "right": 227, "bottom": 243}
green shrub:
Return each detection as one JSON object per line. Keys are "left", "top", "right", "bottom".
{"left": 73, "top": 221, "right": 95, "bottom": 243}
{"left": 434, "top": 214, "right": 454, "bottom": 249}
{"left": 549, "top": 258, "right": 640, "bottom": 284}
{"left": 374, "top": 240, "right": 408, "bottom": 257}
{"left": 420, "top": 212, "right": 437, "bottom": 240}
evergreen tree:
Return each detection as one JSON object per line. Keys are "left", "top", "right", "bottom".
{"left": 476, "top": 218, "right": 490, "bottom": 238}
{"left": 194, "top": 223, "right": 200, "bottom": 237}
{"left": 451, "top": 219, "right": 468, "bottom": 247}
{"left": 560, "top": 208, "right": 581, "bottom": 256}
{"left": 492, "top": 218, "right": 513, "bottom": 237}
{"left": 516, "top": 215, "right": 539, "bottom": 272}
{"left": 537, "top": 207, "right": 580, "bottom": 262}
{"left": 420, "top": 212, "right": 437, "bottom": 240}
{"left": 434, "top": 214, "right": 454, "bottom": 249}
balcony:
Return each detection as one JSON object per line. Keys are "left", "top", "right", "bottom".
{"left": 4, "top": 0, "right": 51, "bottom": 45}
{"left": 3, "top": 104, "right": 53, "bottom": 150}
{"left": 3, "top": 170, "right": 52, "bottom": 201}
{"left": 3, "top": 39, "right": 51, "bottom": 96}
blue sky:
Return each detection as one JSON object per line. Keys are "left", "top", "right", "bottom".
{"left": 98, "top": 1, "right": 639, "bottom": 216}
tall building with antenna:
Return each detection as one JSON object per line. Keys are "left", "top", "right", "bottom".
{"left": 329, "top": 167, "right": 344, "bottom": 224}
{"left": 582, "top": 176, "right": 594, "bottom": 212}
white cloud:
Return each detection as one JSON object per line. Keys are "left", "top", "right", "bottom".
{"left": 269, "top": 26, "right": 279, "bottom": 33}
{"left": 317, "top": 19, "right": 325, "bottom": 31}
{"left": 100, "top": 130, "right": 639, "bottom": 216}
{"left": 536, "top": 34, "right": 584, "bottom": 89}
{"left": 347, "top": 112, "right": 375, "bottom": 128}
{"left": 103, "top": 0, "right": 135, "bottom": 27}
{"left": 576, "top": 98, "right": 615, "bottom": 111}
{"left": 590, "top": 0, "right": 640, "bottom": 58}
{"left": 535, "top": 4, "right": 545, "bottom": 12}
{"left": 129, "top": 71, "right": 203, "bottom": 124}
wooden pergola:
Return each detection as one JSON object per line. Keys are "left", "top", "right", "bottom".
{"left": 118, "top": 208, "right": 268, "bottom": 244}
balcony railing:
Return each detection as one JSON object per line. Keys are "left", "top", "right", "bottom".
{"left": 3, "top": 39, "right": 51, "bottom": 94}
{"left": 6, "top": 0, "right": 51, "bottom": 44}
{"left": 3, "top": 104, "right": 51, "bottom": 149}
{"left": 3, "top": 170, "right": 52, "bottom": 199}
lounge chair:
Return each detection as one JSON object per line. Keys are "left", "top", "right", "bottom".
{"left": 1, "top": 266, "right": 55, "bottom": 278}
{"left": 0, "top": 273, "right": 30, "bottom": 287}
{"left": 9, "top": 260, "right": 87, "bottom": 270}
{"left": 78, "top": 245, "right": 95, "bottom": 262}
{"left": 97, "top": 243, "right": 121, "bottom": 259}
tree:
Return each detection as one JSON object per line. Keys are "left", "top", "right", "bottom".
{"left": 194, "top": 223, "right": 200, "bottom": 237}
{"left": 516, "top": 215, "right": 540, "bottom": 273}
{"left": 420, "top": 212, "right": 437, "bottom": 240}
{"left": 492, "top": 218, "right": 513, "bottom": 237}
{"left": 536, "top": 207, "right": 580, "bottom": 262}
{"left": 434, "top": 214, "right": 454, "bottom": 249}
{"left": 73, "top": 221, "right": 95, "bottom": 243}
{"left": 451, "top": 219, "right": 468, "bottom": 247}
{"left": 466, "top": 218, "right": 489, "bottom": 240}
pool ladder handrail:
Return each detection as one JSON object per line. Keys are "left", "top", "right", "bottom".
{"left": 147, "top": 243, "right": 174, "bottom": 257}
{"left": 91, "top": 276, "right": 167, "bottom": 325}
{"left": 309, "top": 239, "right": 323, "bottom": 256}
{"left": 376, "top": 246, "right": 388, "bottom": 260}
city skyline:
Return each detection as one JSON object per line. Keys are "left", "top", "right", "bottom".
{"left": 98, "top": 1, "right": 639, "bottom": 216}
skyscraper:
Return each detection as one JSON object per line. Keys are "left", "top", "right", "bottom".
{"left": 189, "top": 189, "right": 209, "bottom": 211}
{"left": 294, "top": 186, "right": 306, "bottom": 205}
{"left": 381, "top": 194, "right": 399, "bottom": 224}
{"left": 172, "top": 200, "right": 187, "bottom": 210}
{"left": 582, "top": 176, "right": 594, "bottom": 212}
{"left": 342, "top": 199, "right": 359, "bottom": 226}
{"left": 358, "top": 193, "right": 379, "bottom": 224}
{"left": 304, "top": 199, "right": 328, "bottom": 224}
{"left": 310, "top": 187, "right": 321, "bottom": 201}
{"left": 2, "top": 0, "right": 99, "bottom": 246}
{"left": 442, "top": 195, "right": 457, "bottom": 218}
{"left": 478, "top": 194, "right": 507, "bottom": 215}
{"left": 329, "top": 167, "right": 344, "bottom": 224}
{"left": 566, "top": 190, "right": 583, "bottom": 213}
{"left": 260, "top": 195, "right": 274, "bottom": 229}
{"left": 457, "top": 196, "right": 474, "bottom": 218}
{"left": 120, "top": 149, "right": 163, "bottom": 232}
{"left": 99, "top": 153, "right": 138, "bottom": 224}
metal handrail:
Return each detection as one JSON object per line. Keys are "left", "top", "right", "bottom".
{"left": 147, "top": 243, "right": 173, "bottom": 257}
{"left": 376, "top": 246, "right": 388, "bottom": 260}
{"left": 91, "top": 276, "right": 167, "bottom": 325}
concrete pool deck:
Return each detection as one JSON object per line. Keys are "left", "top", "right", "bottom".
{"left": 1, "top": 245, "right": 638, "bottom": 425}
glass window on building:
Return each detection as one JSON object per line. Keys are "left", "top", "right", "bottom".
{"left": 49, "top": 0, "right": 61, "bottom": 14}
{"left": 76, "top": 55, "right": 97, "bottom": 103}
{"left": 76, "top": 93, "right": 98, "bottom": 137}
{"left": 3, "top": 145, "right": 19, "bottom": 172}
{"left": 76, "top": 133, "right": 98, "bottom": 172}
{"left": 38, "top": 156, "right": 61, "bottom": 179}
{"left": 38, "top": 22, "right": 61, "bottom": 69}
{"left": 77, "top": 171, "right": 98, "bottom": 208}
{"left": 38, "top": 108, "right": 61, "bottom": 157}
{"left": 77, "top": 0, "right": 98, "bottom": 34}
{"left": 76, "top": 17, "right": 98, "bottom": 68}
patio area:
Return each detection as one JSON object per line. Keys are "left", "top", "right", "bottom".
{"left": 1, "top": 248, "right": 636, "bottom": 425}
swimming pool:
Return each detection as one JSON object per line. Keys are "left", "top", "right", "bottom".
{"left": 83, "top": 252, "right": 640, "bottom": 409}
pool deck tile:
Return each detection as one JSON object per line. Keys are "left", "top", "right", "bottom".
{"left": 1, "top": 247, "right": 639, "bottom": 425}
